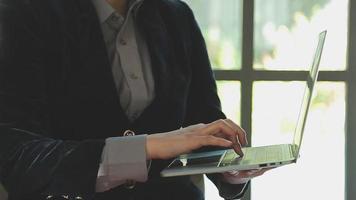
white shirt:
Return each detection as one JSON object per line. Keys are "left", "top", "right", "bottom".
{"left": 91, "top": 0, "right": 154, "bottom": 192}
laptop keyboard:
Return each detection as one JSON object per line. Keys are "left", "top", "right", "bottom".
{"left": 219, "top": 145, "right": 292, "bottom": 167}
{"left": 219, "top": 150, "right": 241, "bottom": 166}
{"left": 248, "top": 146, "right": 286, "bottom": 163}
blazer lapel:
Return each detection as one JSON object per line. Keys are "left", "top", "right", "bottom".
{"left": 136, "top": 0, "right": 177, "bottom": 100}
{"left": 49, "top": 0, "right": 183, "bottom": 132}
{"left": 50, "top": 0, "right": 130, "bottom": 130}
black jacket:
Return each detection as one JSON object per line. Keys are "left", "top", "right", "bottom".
{"left": 0, "top": 0, "right": 247, "bottom": 199}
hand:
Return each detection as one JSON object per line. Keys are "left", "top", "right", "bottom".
{"left": 146, "top": 119, "right": 247, "bottom": 160}
{"left": 221, "top": 168, "right": 274, "bottom": 184}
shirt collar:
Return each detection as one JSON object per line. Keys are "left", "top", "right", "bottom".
{"left": 91, "top": 0, "right": 143, "bottom": 24}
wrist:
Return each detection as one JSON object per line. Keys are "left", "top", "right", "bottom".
{"left": 146, "top": 135, "right": 158, "bottom": 160}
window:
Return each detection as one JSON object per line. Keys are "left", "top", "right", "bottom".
{"left": 185, "top": 0, "right": 243, "bottom": 70}
{"left": 184, "top": 0, "right": 352, "bottom": 200}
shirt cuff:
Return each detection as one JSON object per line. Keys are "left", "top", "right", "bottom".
{"left": 96, "top": 134, "right": 148, "bottom": 192}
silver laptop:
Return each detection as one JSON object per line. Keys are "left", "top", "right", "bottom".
{"left": 161, "top": 30, "right": 327, "bottom": 177}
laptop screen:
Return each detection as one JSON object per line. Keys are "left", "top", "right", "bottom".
{"left": 292, "top": 31, "right": 327, "bottom": 158}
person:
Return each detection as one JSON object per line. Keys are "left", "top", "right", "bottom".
{"left": 0, "top": 0, "right": 271, "bottom": 199}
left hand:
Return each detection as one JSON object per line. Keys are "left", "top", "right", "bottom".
{"left": 221, "top": 168, "right": 274, "bottom": 184}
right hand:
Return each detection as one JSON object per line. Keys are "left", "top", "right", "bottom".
{"left": 146, "top": 119, "right": 248, "bottom": 160}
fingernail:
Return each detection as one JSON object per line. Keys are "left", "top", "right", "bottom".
{"left": 238, "top": 149, "right": 244, "bottom": 157}
{"left": 233, "top": 149, "right": 243, "bottom": 157}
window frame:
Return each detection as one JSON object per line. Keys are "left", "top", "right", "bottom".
{"left": 211, "top": 1, "right": 355, "bottom": 200}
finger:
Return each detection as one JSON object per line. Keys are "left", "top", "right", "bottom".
{"left": 239, "top": 168, "right": 268, "bottom": 178}
{"left": 221, "top": 172, "right": 251, "bottom": 184}
{"left": 200, "top": 120, "right": 243, "bottom": 155}
{"left": 200, "top": 135, "right": 233, "bottom": 148}
{"left": 249, "top": 170, "right": 266, "bottom": 177}
{"left": 225, "top": 119, "right": 248, "bottom": 146}
{"left": 226, "top": 170, "right": 239, "bottom": 176}
{"left": 235, "top": 170, "right": 260, "bottom": 178}
{"left": 247, "top": 169, "right": 263, "bottom": 175}
{"left": 201, "top": 120, "right": 234, "bottom": 136}
{"left": 221, "top": 119, "right": 246, "bottom": 153}
{"left": 258, "top": 167, "right": 275, "bottom": 173}
{"left": 214, "top": 120, "right": 244, "bottom": 156}
{"left": 218, "top": 120, "right": 243, "bottom": 153}
{"left": 243, "top": 167, "right": 275, "bottom": 174}
{"left": 223, "top": 167, "right": 274, "bottom": 181}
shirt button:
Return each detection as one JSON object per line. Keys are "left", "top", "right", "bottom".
{"left": 119, "top": 38, "right": 127, "bottom": 45}
{"left": 123, "top": 130, "right": 135, "bottom": 136}
{"left": 110, "top": 14, "right": 120, "bottom": 22}
{"left": 129, "top": 73, "right": 139, "bottom": 80}
{"left": 124, "top": 180, "right": 136, "bottom": 189}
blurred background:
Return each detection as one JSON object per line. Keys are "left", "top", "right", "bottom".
{"left": 183, "top": 0, "right": 353, "bottom": 200}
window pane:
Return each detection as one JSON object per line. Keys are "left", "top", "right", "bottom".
{"left": 204, "top": 81, "right": 241, "bottom": 200}
{"left": 184, "top": 0, "right": 243, "bottom": 70}
{"left": 252, "top": 82, "right": 304, "bottom": 146}
{"left": 252, "top": 82, "right": 345, "bottom": 200}
{"left": 217, "top": 81, "right": 241, "bottom": 124}
{"left": 254, "top": 0, "right": 348, "bottom": 71}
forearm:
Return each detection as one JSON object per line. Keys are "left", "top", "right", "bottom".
{"left": 0, "top": 126, "right": 105, "bottom": 199}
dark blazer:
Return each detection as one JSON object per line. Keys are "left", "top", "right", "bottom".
{"left": 0, "top": 0, "right": 248, "bottom": 199}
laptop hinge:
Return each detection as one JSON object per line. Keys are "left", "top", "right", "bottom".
{"left": 290, "top": 144, "right": 297, "bottom": 159}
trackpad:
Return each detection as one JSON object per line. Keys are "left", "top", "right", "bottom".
{"left": 170, "top": 150, "right": 226, "bottom": 167}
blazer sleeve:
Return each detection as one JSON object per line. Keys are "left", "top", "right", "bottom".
{"left": 0, "top": 2, "right": 105, "bottom": 199}
{"left": 179, "top": 2, "right": 249, "bottom": 199}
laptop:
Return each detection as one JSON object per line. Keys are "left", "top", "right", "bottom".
{"left": 161, "top": 30, "right": 327, "bottom": 177}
